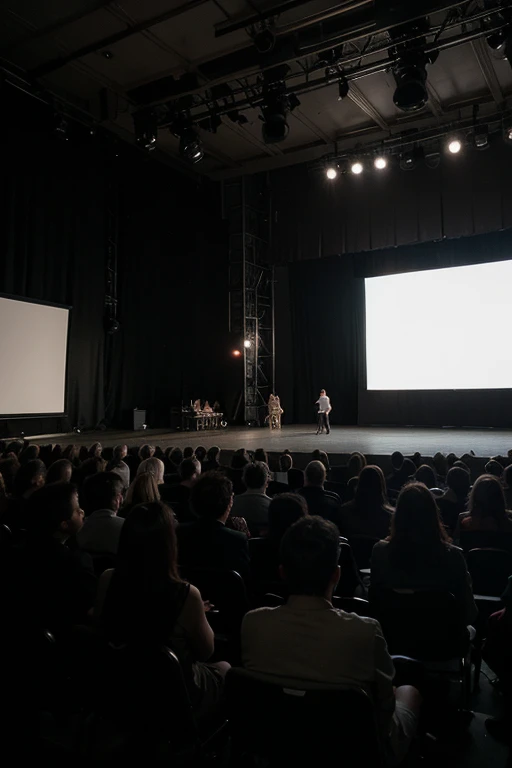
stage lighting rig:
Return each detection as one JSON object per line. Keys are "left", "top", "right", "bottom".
{"left": 389, "top": 18, "right": 438, "bottom": 113}
{"left": 326, "top": 166, "right": 337, "bottom": 179}
{"left": 351, "top": 160, "right": 363, "bottom": 175}
{"left": 260, "top": 67, "right": 299, "bottom": 144}
{"left": 505, "top": 124, "right": 512, "bottom": 142}
{"left": 133, "top": 110, "right": 158, "bottom": 151}
{"left": 170, "top": 114, "right": 204, "bottom": 164}
{"left": 447, "top": 136, "right": 462, "bottom": 154}
{"left": 374, "top": 155, "right": 387, "bottom": 170}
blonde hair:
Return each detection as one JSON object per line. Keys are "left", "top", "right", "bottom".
{"left": 125, "top": 471, "right": 161, "bottom": 507}
{"left": 137, "top": 457, "right": 165, "bottom": 485}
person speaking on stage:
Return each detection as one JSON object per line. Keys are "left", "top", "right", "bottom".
{"left": 316, "top": 389, "right": 332, "bottom": 435}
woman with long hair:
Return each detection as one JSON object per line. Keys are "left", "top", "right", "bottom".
{"left": 96, "top": 502, "right": 229, "bottom": 715}
{"left": 461, "top": 474, "right": 512, "bottom": 532}
{"left": 340, "top": 465, "right": 393, "bottom": 539}
{"left": 371, "top": 482, "right": 477, "bottom": 625}
{"left": 121, "top": 472, "right": 160, "bottom": 518}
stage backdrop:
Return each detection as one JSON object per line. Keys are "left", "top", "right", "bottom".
{"left": 0, "top": 88, "right": 233, "bottom": 434}
{"left": 281, "top": 228, "right": 512, "bottom": 428}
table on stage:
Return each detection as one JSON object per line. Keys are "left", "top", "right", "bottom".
{"left": 182, "top": 412, "right": 224, "bottom": 431}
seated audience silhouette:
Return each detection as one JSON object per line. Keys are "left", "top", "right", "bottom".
{"left": 4, "top": 459, "right": 46, "bottom": 532}
{"left": 227, "top": 453, "right": 249, "bottom": 496}
{"left": 485, "top": 459, "right": 504, "bottom": 479}
{"left": 121, "top": 472, "right": 160, "bottom": 518}
{"left": 386, "top": 451, "right": 404, "bottom": 492}
{"left": 339, "top": 465, "right": 393, "bottom": 539}
{"left": 19, "top": 444, "right": 40, "bottom": 465}
{"left": 241, "top": 516, "right": 421, "bottom": 761}
{"left": 459, "top": 474, "right": 512, "bottom": 533}
{"left": 503, "top": 464, "right": 512, "bottom": 510}
{"left": 202, "top": 445, "right": 223, "bottom": 473}
{"left": 164, "top": 458, "right": 201, "bottom": 521}
{"left": 299, "top": 461, "right": 343, "bottom": 530}
{"left": 436, "top": 467, "right": 470, "bottom": 535}
{"left": 96, "top": 501, "right": 229, "bottom": 717}
{"left": 89, "top": 442, "right": 103, "bottom": 459}
{"left": 107, "top": 444, "right": 130, "bottom": 490}
{"left": 178, "top": 472, "right": 250, "bottom": 582}
{"left": 45, "top": 458, "right": 73, "bottom": 485}
{"left": 14, "top": 482, "right": 96, "bottom": 636}
{"left": 62, "top": 444, "right": 80, "bottom": 466}
{"left": 194, "top": 446, "right": 207, "bottom": 465}
{"left": 74, "top": 456, "right": 107, "bottom": 492}
{"left": 138, "top": 444, "right": 155, "bottom": 461}
{"left": 371, "top": 483, "right": 477, "bottom": 626}
{"left": 414, "top": 464, "right": 437, "bottom": 489}
{"left": 0, "top": 456, "right": 20, "bottom": 494}
{"left": 231, "top": 462, "right": 271, "bottom": 535}
{"left": 77, "top": 472, "right": 125, "bottom": 555}
{"left": 276, "top": 452, "right": 304, "bottom": 490}
{"left": 183, "top": 446, "right": 195, "bottom": 460}
{"left": 254, "top": 448, "right": 268, "bottom": 464}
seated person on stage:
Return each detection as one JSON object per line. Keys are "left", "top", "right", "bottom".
{"left": 178, "top": 472, "right": 250, "bottom": 583}
{"left": 95, "top": 501, "right": 229, "bottom": 719}
{"left": 339, "top": 465, "right": 393, "bottom": 540}
{"left": 13, "top": 483, "right": 96, "bottom": 637}
{"left": 372, "top": 483, "right": 477, "bottom": 627}
{"left": 436, "top": 466, "right": 470, "bottom": 536}
{"left": 77, "top": 472, "right": 125, "bottom": 556}
{"left": 165, "top": 458, "right": 201, "bottom": 522}
{"left": 459, "top": 474, "right": 512, "bottom": 533}
{"left": 231, "top": 462, "right": 271, "bottom": 536}
{"left": 120, "top": 471, "right": 160, "bottom": 519}
{"left": 241, "top": 517, "right": 421, "bottom": 762}
{"left": 299, "top": 461, "right": 343, "bottom": 531}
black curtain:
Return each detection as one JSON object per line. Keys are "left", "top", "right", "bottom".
{"left": 271, "top": 142, "right": 512, "bottom": 262}
{"left": 0, "top": 88, "right": 232, "bottom": 433}
{"left": 286, "top": 256, "right": 364, "bottom": 425}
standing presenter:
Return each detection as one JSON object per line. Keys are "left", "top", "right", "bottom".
{"left": 315, "top": 389, "right": 332, "bottom": 435}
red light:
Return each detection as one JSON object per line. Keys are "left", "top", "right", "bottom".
{"left": 232, "top": 349, "right": 241, "bottom": 357}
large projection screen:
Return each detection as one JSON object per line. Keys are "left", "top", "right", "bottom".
{"left": 0, "top": 296, "right": 70, "bottom": 416}
{"left": 365, "top": 260, "right": 512, "bottom": 391}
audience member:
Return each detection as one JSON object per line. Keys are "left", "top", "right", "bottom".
{"left": 77, "top": 472, "right": 124, "bottom": 555}
{"left": 164, "top": 458, "right": 201, "bottom": 521}
{"left": 299, "top": 461, "right": 343, "bottom": 531}
{"left": 414, "top": 464, "right": 437, "bottom": 489}
{"left": 14, "top": 483, "right": 96, "bottom": 636}
{"left": 432, "top": 452, "right": 448, "bottom": 485}
{"left": 12, "top": 459, "right": 46, "bottom": 501}
{"left": 0, "top": 472, "right": 9, "bottom": 520}
{"left": 371, "top": 483, "right": 477, "bottom": 626}
{"left": 268, "top": 492, "right": 308, "bottom": 547}
{"left": 312, "top": 449, "right": 330, "bottom": 473}
{"left": 231, "top": 462, "right": 271, "bottom": 535}
{"left": 96, "top": 501, "right": 229, "bottom": 717}
{"left": 254, "top": 448, "right": 268, "bottom": 465}
{"left": 107, "top": 444, "right": 131, "bottom": 490}
{"left": 121, "top": 472, "right": 160, "bottom": 518}
{"left": 460, "top": 474, "right": 512, "bottom": 532}
{"left": 75, "top": 456, "right": 107, "bottom": 491}
{"left": 411, "top": 451, "right": 422, "bottom": 468}
{"left": 138, "top": 444, "right": 155, "bottom": 461}
{"left": 485, "top": 459, "right": 503, "bottom": 479}
{"left": 436, "top": 467, "right": 470, "bottom": 535}
{"left": 386, "top": 451, "right": 404, "bottom": 493}
{"left": 0, "top": 457, "right": 20, "bottom": 494}
{"left": 169, "top": 447, "right": 184, "bottom": 471}
{"left": 241, "top": 516, "right": 421, "bottom": 761}
{"left": 62, "top": 444, "right": 80, "bottom": 465}
{"left": 183, "top": 446, "right": 195, "bottom": 460}
{"left": 78, "top": 446, "right": 89, "bottom": 463}
{"left": 19, "top": 444, "right": 40, "bottom": 465}
{"left": 347, "top": 451, "right": 366, "bottom": 480}
{"left": 202, "top": 446, "right": 223, "bottom": 473}
{"left": 228, "top": 452, "right": 249, "bottom": 495}
{"left": 503, "top": 465, "right": 512, "bottom": 510}
{"left": 339, "top": 465, "right": 393, "bottom": 539}
{"left": 138, "top": 456, "right": 165, "bottom": 484}
{"left": 6, "top": 440, "right": 23, "bottom": 457}
{"left": 46, "top": 458, "right": 73, "bottom": 485}
{"left": 195, "top": 446, "right": 207, "bottom": 464}
{"left": 89, "top": 443, "right": 103, "bottom": 459}
{"left": 178, "top": 472, "right": 250, "bottom": 582}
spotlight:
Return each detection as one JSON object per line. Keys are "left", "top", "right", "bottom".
{"left": 54, "top": 114, "right": 69, "bottom": 140}
{"left": 473, "top": 126, "right": 489, "bottom": 150}
{"left": 326, "top": 166, "right": 337, "bottom": 179}
{"left": 133, "top": 110, "right": 158, "bottom": 151}
{"left": 261, "top": 72, "right": 296, "bottom": 144}
{"left": 389, "top": 18, "right": 438, "bottom": 112}
{"left": 337, "top": 77, "right": 349, "bottom": 100}
{"left": 424, "top": 150, "right": 441, "bottom": 170}
{"left": 447, "top": 137, "right": 462, "bottom": 154}
{"left": 232, "top": 349, "right": 241, "bottom": 357}
{"left": 350, "top": 161, "right": 363, "bottom": 175}
{"left": 178, "top": 126, "right": 204, "bottom": 164}
{"left": 252, "top": 24, "right": 275, "bottom": 54}
{"left": 504, "top": 125, "right": 512, "bottom": 142}
{"left": 243, "top": 339, "right": 252, "bottom": 348}
{"left": 374, "top": 156, "right": 387, "bottom": 170}
{"left": 400, "top": 151, "right": 416, "bottom": 171}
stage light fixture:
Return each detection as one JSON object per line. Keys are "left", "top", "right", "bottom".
{"left": 261, "top": 71, "right": 297, "bottom": 144}
{"left": 133, "top": 110, "right": 158, "bottom": 151}
{"left": 400, "top": 151, "right": 416, "bottom": 171}
{"left": 244, "top": 339, "right": 252, "bottom": 348}
{"left": 447, "top": 137, "right": 462, "bottom": 154}
{"left": 424, "top": 150, "right": 441, "bottom": 170}
{"left": 178, "top": 126, "right": 204, "bottom": 164}
{"left": 351, "top": 161, "right": 363, "bottom": 175}
{"left": 338, "top": 77, "right": 349, "bottom": 100}
{"left": 389, "top": 18, "right": 438, "bottom": 113}
{"left": 326, "top": 166, "right": 337, "bottom": 179}
{"left": 374, "top": 156, "right": 387, "bottom": 170}
{"left": 232, "top": 349, "right": 241, "bottom": 357}
{"left": 504, "top": 125, "right": 512, "bottom": 142}
{"left": 473, "top": 126, "right": 489, "bottom": 150}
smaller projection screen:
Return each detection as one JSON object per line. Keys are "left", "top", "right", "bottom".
{"left": 365, "top": 260, "right": 512, "bottom": 391}
{"left": 0, "top": 296, "right": 70, "bottom": 416}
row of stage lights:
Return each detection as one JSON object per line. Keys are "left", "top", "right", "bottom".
{"left": 325, "top": 125, "right": 512, "bottom": 179}
{"left": 232, "top": 340, "right": 253, "bottom": 357}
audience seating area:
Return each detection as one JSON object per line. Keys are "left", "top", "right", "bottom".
{"left": 0, "top": 438, "right": 511, "bottom": 765}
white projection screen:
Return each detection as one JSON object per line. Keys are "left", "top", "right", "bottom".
{"left": 0, "top": 296, "right": 70, "bottom": 416}
{"left": 365, "top": 260, "right": 512, "bottom": 391}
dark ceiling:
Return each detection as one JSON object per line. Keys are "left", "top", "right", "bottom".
{"left": 1, "top": 0, "right": 512, "bottom": 177}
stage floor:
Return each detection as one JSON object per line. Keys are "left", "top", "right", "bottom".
{"left": 26, "top": 424, "right": 512, "bottom": 459}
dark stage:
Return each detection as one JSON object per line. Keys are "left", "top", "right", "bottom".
{"left": 24, "top": 424, "right": 512, "bottom": 461}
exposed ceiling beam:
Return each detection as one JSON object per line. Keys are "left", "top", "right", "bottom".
{"left": 426, "top": 83, "right": 443, "bottom": 117}
{"left": 0, "top": 1, "right": 114, "bottom": 52}
{"left": 290, "top": 108, "right": 333, "bottom": 143}
{"left": 28, "top": 0, "right": 211, "bottom": 78}
{"left": 470, "top": 37, "right": 504, "bottom": 106}
{"left": 347, "top": 83, "right": 389, "bottom": 130}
